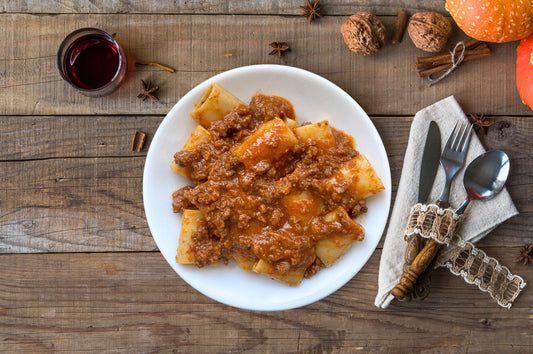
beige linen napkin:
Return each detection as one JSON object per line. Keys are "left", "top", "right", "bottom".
{"left": 375, "top": 96, "right": 519, "bottom": 309}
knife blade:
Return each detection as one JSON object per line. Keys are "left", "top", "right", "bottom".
{"left": 418, "top": 121, "right": 441, "bottom": 203}
{"left": 396, "top": 121, "right": 441, "bottom": 300}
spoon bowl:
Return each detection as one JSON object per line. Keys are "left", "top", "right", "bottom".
{"left": 455, "top": 150, "right": 510, "bottom": 215}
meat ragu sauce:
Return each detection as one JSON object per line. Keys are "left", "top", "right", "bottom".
{"left": 172, "top": 93, "right": 369, "bottom": 279}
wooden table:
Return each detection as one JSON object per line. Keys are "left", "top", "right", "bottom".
{"left": 1, "top": 1, "right": 532, "bottom": 352}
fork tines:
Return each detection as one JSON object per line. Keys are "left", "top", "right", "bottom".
{"left": 446, "top": 121, "right": 473, "bottom": 153}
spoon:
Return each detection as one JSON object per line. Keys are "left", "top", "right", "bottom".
{"left": 455, "top": 150, "right": 510, "bottom": 215}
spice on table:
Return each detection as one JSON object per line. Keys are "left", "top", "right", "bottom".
{"left": 391, "top": 10, "right": 410, "bottom": 44}
{"left": 300, "top": 0, "right": 322, "bottom": 24}
{"left": 416, "top": 40, "right": 489, "bottom": 69}
{"left": 416, "top": 40, "right": 491, "bottom": 78}
{"left": 131, "top": 130, "right": 147, "bottom": 152}
{"left": 468, "top": 114, "right": 494, "bottom": 135}
{"left": 135, "top": 61, "right": 176, "bottom": 73}
{"left": 408, "top": 12, "right": 452, "bottom": 53}
{"left": 514, "top": 244, "right": 533, "bottom": 265}
{"left": 137, "top": 80, "right": 159, "bottom": 102}
{"left": 341, "top": 12, "right": 386, "bottom": 56}
{"left": 269, "top": 42, "right": 290, "bottom": 58}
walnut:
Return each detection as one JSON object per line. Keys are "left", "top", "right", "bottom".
{"left": 341, "top": 12, "right": 386, "bottom": 56}
{"left": 408, "top": 12, "right": 452, "bottom": 53}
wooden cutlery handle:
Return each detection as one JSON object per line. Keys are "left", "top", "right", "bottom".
{"left": 391, "top": 200, "right": 450, "bottom": 301}
{"left": 403, "top": 235, "right": 423, "bottom": 271}
{"left": 391, "top": 239, "right": 443, "bottom": 301}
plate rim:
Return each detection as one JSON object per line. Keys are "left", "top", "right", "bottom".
{"left": 143, "top": 64, "right": 391, "bottom": 311}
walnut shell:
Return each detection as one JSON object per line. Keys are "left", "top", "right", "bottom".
{"left": 341, "top": 12, "right": 386, "bottom": 56}
{"left": 408, "top": 12, "right": 452, "bottom": 53}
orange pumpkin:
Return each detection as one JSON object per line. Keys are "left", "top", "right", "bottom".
{"left": 445, "top": 0, "right": 533, "bottom": 42}
{"left": 517, "top": 33, "right": 533, "bottom": 110}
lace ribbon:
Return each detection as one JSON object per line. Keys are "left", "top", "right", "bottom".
{"left": 404, "top": 203, "right": 526, "bottom": 308}
{"left": 442, "top": 239, "right": 526, "bottom": 308}
{"left": 405, "top": 203, "right": 461, "bottom": 245}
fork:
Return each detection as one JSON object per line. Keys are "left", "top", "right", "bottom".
{"left": 391, "top": 121, "right": 473, "bottom": 301}
{"left": 437, "top": 121, "right": 473, "bottom": 207}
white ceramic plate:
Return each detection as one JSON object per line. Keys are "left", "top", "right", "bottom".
{"left": 143, "top": 65, "right": 391, "bottom": 311}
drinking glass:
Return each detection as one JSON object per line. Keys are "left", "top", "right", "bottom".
{"left": 57, "top": 28, "right": 127, "bottom": 97}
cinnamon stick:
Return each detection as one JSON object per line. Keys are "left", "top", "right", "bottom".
{"left": 135, "top": 61, "right": 176, "bottom": 73}
{"left": 416, "top": 46, "right": 490, "bottom": 69}
{"left": 462, "top": 39, "right": 485, "bottom": 50}
{"left": 131, "top": 131, "right": 147, "bottom": 152}
{"left": 392, "top": 11, "right": 409, "bottom": 44}
{"left": 415, "top": 40, "right": 485, "bottom": 68}
{"left": 418, "top": 51, "right": 492, "bottom": 77}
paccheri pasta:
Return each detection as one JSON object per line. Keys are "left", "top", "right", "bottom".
{"left": 171, "top": 83, "right": 384, "bottom": 286}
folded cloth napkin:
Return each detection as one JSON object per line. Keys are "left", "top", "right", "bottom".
{"left": 375, "top": 96, "right": 519, "bottom": 309}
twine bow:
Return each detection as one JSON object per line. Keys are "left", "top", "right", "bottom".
{"left": 428, "top": 41, "right": 466, "bottom": 86}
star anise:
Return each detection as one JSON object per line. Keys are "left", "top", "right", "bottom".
{"left": 300, "top": 0, "right": 322, "bottom": 24}
{"left": 514, "top": 244, "right": 533, "bottom": 265}
{"left": 137, "top": 80, "right": 159, "bottom": 102}
{"left": 269, "top": 42, "right": 290, "bottom": 59}
{"left": 468, "top": 114, "right": 494, "bottom": 135}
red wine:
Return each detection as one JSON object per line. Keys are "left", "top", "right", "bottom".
{"left": 65, "top": 34, "right": 120, "bottom": 90}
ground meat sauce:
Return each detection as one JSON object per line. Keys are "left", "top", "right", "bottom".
{"left": 172, "top": 94, "right": 367, "bottom": 277}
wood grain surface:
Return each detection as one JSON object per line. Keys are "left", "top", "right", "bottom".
{"left": 1, "top": 0, "right": 533, "bottom": 352}
{"left": 0, "top": 1, "right": 448, "bottom": 15}
{"left": 0, "top": 249, "right": 531, "bottom": 352}
{"left": 1, "top": 117, "right": 531, "bottom": 253}
{"left": 0, "top": 14, "right": 527, "bottom": 116}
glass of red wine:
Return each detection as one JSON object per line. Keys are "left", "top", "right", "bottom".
{"left": 57, "top": 28, "right": 127, "bottom": 97}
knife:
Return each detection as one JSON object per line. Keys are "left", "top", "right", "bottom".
{"left": 396, "top": 121, "right": 441, "bottom": 298}
{"left": 417, "top": 121, "right": 441, "bottom": 204}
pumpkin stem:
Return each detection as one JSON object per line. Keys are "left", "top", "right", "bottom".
{"left": 530, "top": 52, "right": 533, "bottom": 67}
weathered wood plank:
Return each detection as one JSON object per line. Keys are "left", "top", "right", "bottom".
{"left": 0, "top": 115, "right": 158, "bottom": 161}
{"left": 0, "top": 14, "right": 529, "bottom": 116}
{"left": 0, "top": 250, "right": 530, "bottom": 352}
{"left": 1, "top": 116, "right": 532, "bottom": 252}
{"left": 0, "top": 157, "right": 154, "bottom": 253}
{"left": 1, "top": 0, "right": 447, "bottom": 15}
